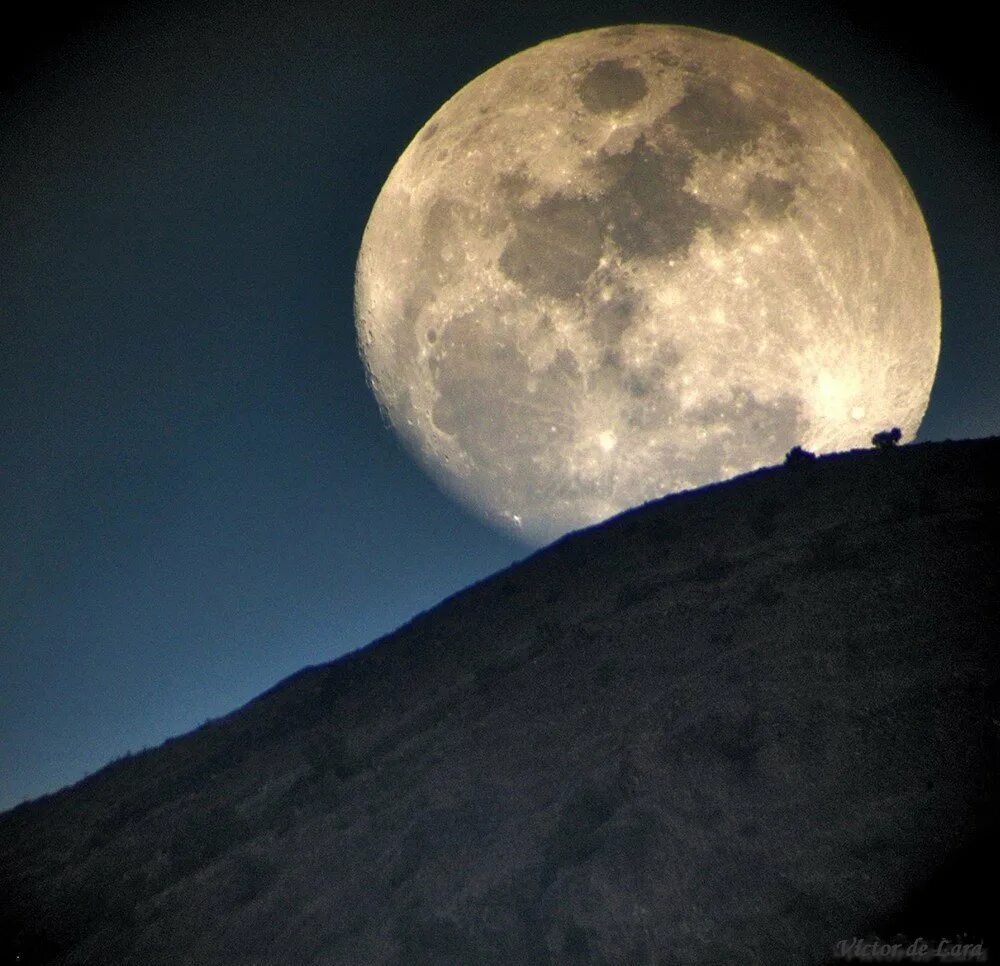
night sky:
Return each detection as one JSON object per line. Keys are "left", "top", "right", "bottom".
{"left": 2, "top": 0, "right": 997, "bottom": 810}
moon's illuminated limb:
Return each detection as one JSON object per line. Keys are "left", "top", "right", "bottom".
{"left": 355, "top": 25, "right": 940, "bottom": 545}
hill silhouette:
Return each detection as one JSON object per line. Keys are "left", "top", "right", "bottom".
{"left": 2, "top": 437, "right": 998, "bottom": 965}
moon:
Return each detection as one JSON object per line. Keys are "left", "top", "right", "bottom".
{"left": 355, "top": 25, "right": 940, "bottom": 545}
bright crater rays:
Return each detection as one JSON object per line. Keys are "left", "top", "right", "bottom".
{"left": 355, "top": 25, "right": 940, "bottom": 544}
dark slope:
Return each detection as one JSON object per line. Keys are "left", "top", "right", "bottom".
{"left": 2, "top": 438, "right": 998, "bottom": 965}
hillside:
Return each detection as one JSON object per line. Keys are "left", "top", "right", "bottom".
{"left": 2, "top": 437, "right": 998, "bottom": 965}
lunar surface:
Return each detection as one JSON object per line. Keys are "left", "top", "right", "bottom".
{"left": 355, "top": 25, "right": 940, "bottom": 544}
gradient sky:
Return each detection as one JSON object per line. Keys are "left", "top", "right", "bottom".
{"left": 2, "top": 0, "right": 998, "bottom": 810}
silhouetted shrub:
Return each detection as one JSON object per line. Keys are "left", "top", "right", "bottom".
{"left": 872, "top": 427, "right": 902, "bottom": 449}
{"left": 784, "top": 445, "right": 816, "bottom": 465}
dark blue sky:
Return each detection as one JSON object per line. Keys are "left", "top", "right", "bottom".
{"left": 2, "top": 0, "right": 997, "bottom": 809}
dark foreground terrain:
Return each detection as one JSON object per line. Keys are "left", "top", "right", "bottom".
{"left": 2, "top": 438, "right": 998, "bottom": 965}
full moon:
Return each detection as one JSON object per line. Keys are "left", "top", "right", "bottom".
{"left": 355, "top": 25, "right": 940, "bottom": 544}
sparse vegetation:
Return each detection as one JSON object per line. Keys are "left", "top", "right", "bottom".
{"left": 872, "top": 427, "right": 903, "bottom": 449}
{"left": 784, "top": 444, "right": 816, "bottom": 465}
{"left": 2, "top": 438, "right": 998, "bottom": 965}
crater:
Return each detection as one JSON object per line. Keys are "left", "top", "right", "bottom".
{"left": 577, "top": 60, "right": 648, "bottom": 114}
